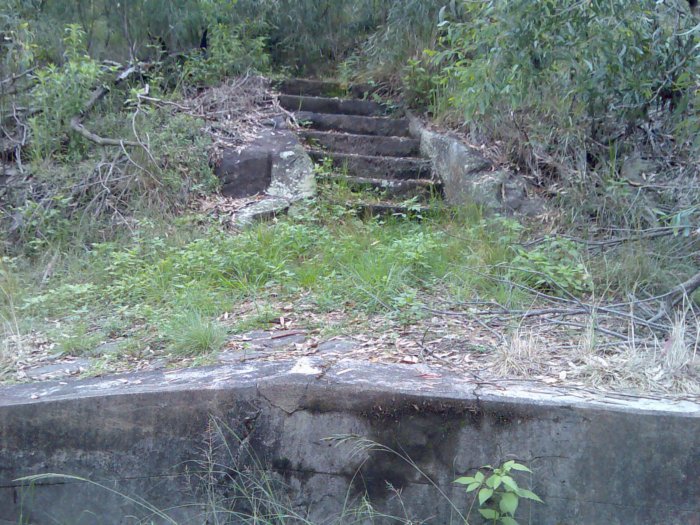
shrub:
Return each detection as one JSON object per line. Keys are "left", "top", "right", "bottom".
{"left": 28, "top": 24, "right": 103, "bottom": 160}
{"left": 510, "top": 237, "right": 591, "bottom": 296}
{"left": 412, "top": 0, "right": 699, "bottom": 227}
{"left": 180, "top": 22, "right": 270, "bottom": 86}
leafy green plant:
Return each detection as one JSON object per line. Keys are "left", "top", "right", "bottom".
{"left": 12, "top": 195, "right": 74, "bottom": 254}
{"left": 55, "top": 322, "right": 103, "bottom": 356}
{"left": 428, "top": 1, "right": 699, "bottom": 131}
{"left": 410, "top": 0, "right": 699, "bottom": 230}
{"left": 455, "top": 460, "right": 543, "bottom": 525}
{"left": 510, "top": 237, "right": 591, "bottom": 296}
{"left": 402, "top": 56, "right": 439, "bottom": 109}
{"left": 181, "top": 22, "right": 270, "bottom": 86}
{"left": 28, "top": 24, "right": 103, "bottom": 160}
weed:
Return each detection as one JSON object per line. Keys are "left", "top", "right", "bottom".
{"left": 509, "top": 237, "right": 591, "bottom": 296}
{"left": 180, "top": 22, "right": 270, "bottom": 86}
{"left": 55, "top": 322, "right": 103, "bottom": 356}
{"left": 28, "top": 24, "right": 103, "bottom": 160}
{"left": 234, "top": 305, "right": 284, "bottom": 333}
{"left": 455, "top": 460, "right": 543, "bottom": 524}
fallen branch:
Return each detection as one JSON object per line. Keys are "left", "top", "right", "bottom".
{"left": 521, "top": 227, "right": 681, "bottom": 251}
{"left": 69, "top": 65, "right": 141, "bottom": 147}
{"left": 648, "top": 270, "right": 700, "bottom": 323}
{"left": 136, "top": 85, "right": 192, "bottom": 111}
{"left": 0, "top": 67, "right": 37, "bottom": 86}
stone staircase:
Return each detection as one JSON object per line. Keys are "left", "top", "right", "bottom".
{"left": 276, "top": 79, "right": 441, "bottom": 215}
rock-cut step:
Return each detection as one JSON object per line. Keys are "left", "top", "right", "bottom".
{"left": 318, "top": 174, "right": 441, "bottom": 199}
{"left": 275, "top": 78, "right": 376, "bottom": 99}
{"left": 295, "top": 111, "right": 411, "bottom": 137}
{"left": 307, "top": 150, "right": 432, "bottom": 180}
{"left": 279, "top": 94, "right": 386, "bottom": 117}
{"left": 276, "top": 78, "right": 441, "bottom": 218}
{"left": 300, "top": 130, "right": 420, "bottom": 158}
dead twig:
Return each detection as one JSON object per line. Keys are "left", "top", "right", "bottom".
{"left": 69, "top": 65, "right": 141, "bottom": 147}
{"left": 521, "top": 227, "right": 681, "bottom": 251}
{"left": 648, "top": 270, "right": 700, "bottom": 323}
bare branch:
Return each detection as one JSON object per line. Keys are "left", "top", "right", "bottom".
{"left": 69, "top": 66, "right": 142, "bottom": 147}
{"left": 648, "top": 270, "right": 700, "bottom": 323}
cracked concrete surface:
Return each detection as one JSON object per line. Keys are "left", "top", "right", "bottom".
{"left": 0, "top": 359, "right": 698, "bottom": 524}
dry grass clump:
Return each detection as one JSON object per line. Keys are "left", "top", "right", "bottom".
{"left": 575, "top": 314, "right": 699, "bottom": 395}
{"left": 487, "top": 311, "right": 699, "bottom": 397}
{"left": 493, "top": 330, "right": 551, "bottom": 377}
{"left": 0, "top": 322, "right": 26, "bottom": 380}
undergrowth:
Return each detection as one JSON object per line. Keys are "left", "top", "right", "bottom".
{"left": 1, "top": 202, "right": 520, "bottom": 361}
{"left": 401, "top": 0, "right": 699, "bottom": 229}
{"left": 3, "top": 190, "right": 696, "bottom": 383}
{"left": 2, "top": 1, "right": 698, "bottom": 390}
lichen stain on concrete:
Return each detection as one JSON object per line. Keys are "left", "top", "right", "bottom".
{"left": 289, "top": 357, "right": 323, "bottom": 376}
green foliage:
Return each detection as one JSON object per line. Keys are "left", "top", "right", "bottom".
{"left": 455, "top": 460, "right": 543, "bottom": 524}
{"left": 428, "top": 1, "right": 699, "bottom": 126}
{"left": 347, "top": 0, "right": 445, "bottom": 82}
{"left": 181, "top": 22, "right": 270, "bottom": 85}
{"left": 126, "top": 109, "right": 218, "bottom": 201}
{"left": 55, "top": 322, "right": 103, "bottom": 356}
{"left": 28, "top": 24, "right": 103, "bottom": 160}
{"left": 20, "top": 282, "right": 97, "bottom": 317}
{"left": 402, "top": 56, "right": 439, "bottom": 109}
{"left": 407, "top": 0, "right": 699, "bottom": 228}
{"left": 0, "top": 10, "right": 36, "bottom": 75}
{"left": 510, "top": 237, "right": 591, "bottom": 296}
{"left": 12, "top": 195, "right": 74, "bottom": 255}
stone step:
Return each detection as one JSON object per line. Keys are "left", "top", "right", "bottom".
{"left": 340, "top": 201, "right": 435, "bottom": 219}
{"left": 308, "top": 150, "right": 432, "bottom": 180}
{"left": 279, "top": 95, "right": 386, "bottom": 117}
{"left": 300, "top": 130, "right": 420, "bottom": 158}
{"left": 319, "top": 174, "right": 440, "bottom": 199}
{"left": 275, "top": 78, "right": 376, "bottom": 99}
{"left": 296, "top": 111, "right": 411, "bottom": 137}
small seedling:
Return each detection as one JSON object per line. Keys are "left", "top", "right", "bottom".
{"left": 455, "top": 460, "right": 543, "bottom": 524}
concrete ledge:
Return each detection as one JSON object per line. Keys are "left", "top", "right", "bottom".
{"left": 1, "top": 359, "right": 698, "bottom": 524}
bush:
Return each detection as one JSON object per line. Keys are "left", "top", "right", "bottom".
{"left": 510, "top": 237, "right": 591, "bottom": 296}
{"left": 181, "top": 22, "right": 270, "bottom": 86}
{"left": 411, "top": 0, "right": 699, "bottom": 226}
{"left": 28, "top": 24, "right": 102, "bottom": 160}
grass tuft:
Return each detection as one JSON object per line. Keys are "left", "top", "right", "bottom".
{"left": 167, "top": 312, "right": 228, "bottom": 356}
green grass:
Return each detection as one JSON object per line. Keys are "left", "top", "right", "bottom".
{"left": 54, "top": 323, "right": 104, "bottom": 356}
{"left": 166, "top": 312, "right": 228, "bottom": 356}
{"left": 1, "top": 199, "right": 517, "bottom": 364}
{"left": 2, "top": 191, "right": 697, "bottom": 380}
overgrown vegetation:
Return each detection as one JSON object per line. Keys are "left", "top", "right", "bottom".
{"left": 1, "top": 0, "right": 699, "bottom": 394}
{"left": 404, "top": 0, "right": 699, "bottom": 229}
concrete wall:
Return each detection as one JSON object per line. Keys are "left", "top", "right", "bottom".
{"left": 1, "top": 359, "right": 698, "bottom": 524}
